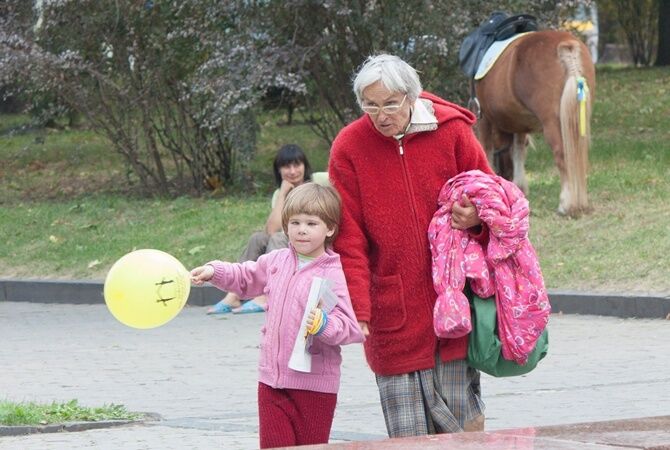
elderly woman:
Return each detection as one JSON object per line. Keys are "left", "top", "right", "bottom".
{"left": 328, "top": 54, "right": 494, "bottom": 437}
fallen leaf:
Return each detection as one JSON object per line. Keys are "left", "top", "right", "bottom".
{"left": 88, "top": 259, "right": 101, "bottom": 269}
{"left": 49, "top": 235, "right": 61, "bottom": 243}
{"left": 188, "top": 245, "right": 206, "bottom": 255}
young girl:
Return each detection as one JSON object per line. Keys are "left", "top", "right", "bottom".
{"left": 191, "top": 183, "right": 364, "bottom": 448}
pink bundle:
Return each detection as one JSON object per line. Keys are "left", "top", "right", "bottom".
{"left": 428, "top": 170, "right": 550, "bottom": 364}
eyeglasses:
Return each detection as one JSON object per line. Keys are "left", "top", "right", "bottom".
{"left": 361, "top": 95, "right": 407, "bottom": 115}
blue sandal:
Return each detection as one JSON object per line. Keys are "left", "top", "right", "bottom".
{"left": 232, "top": 300, "right": 265, "bottom": 314}
{"left": 206, "top": 300, "right": 234, "bottom": 315}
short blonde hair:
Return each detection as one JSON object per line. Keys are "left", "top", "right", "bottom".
{"left": 282, "top": 183, "right": 342, "bottom": 246}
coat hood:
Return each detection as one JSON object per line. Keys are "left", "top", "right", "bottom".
{"left": 419, "top": 91, "right": 477, "bottom": 127}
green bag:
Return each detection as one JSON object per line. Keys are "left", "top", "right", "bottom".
{"left": 467, "top": 293, "right": 548, "bottom": 377}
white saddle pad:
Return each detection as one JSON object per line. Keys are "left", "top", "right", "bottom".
{"left": 475, "top": 32, "right": 531, "bottom": 80}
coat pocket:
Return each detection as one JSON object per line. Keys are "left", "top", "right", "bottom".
{"left": 370, "top": 273, "right": 406, "bottom": 332}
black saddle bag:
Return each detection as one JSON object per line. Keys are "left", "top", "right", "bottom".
{"left": 459, "top": 12, "right": 538, "bottom": 79}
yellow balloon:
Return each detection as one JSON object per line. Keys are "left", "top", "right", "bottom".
{"left": 104, "top": 249, "right": 190, "bottom": 329}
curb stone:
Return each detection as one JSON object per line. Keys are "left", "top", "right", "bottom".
{"left": 0, "top": 412, "right": 162, "bottom": 437}
{"left": 1, "top": 278, "right": 669, "bottom": 319}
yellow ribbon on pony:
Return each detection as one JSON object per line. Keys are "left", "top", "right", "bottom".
{"left": 576, "top": 77, "right": 589, "bottom": 137}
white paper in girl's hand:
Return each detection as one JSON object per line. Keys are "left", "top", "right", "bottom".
{"left": 288, "top": 277, "right": 337, "bottom": 372}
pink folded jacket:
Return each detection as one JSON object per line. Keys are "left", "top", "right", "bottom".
{"left": 428, "top": 170, "right": 551, "bottom": 364}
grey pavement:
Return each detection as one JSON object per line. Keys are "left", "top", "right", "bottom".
{"left": 1, "top": 300, "right": 670, "bottom": 449}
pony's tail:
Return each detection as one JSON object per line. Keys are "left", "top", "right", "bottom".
{"left": 558, "top": 41, "right": 591, "bottom": 215}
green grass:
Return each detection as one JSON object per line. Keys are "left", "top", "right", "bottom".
{"left": 0, "top": 195, "right": 269, "bottom": 278}
{"left": 0, "top": 67, "right": 668, "bottom": 295}
{"left": 254, "top": 112, "right": 331, "bottom": 176}
{"left": 524, "top": 66, "right": 670, "bottom": 294}
{"left": 0, "top": 399, "right": 141, "bottom": 426}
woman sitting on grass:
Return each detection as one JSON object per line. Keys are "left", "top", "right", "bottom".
{"left": 207, "top": 143, "right": 313, "bottom": 314}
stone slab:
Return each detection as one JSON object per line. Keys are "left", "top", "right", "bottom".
{"left": 2, "top": 278, "right": 669, "bottom": 318}
{"left": 550, "top": 290, "right": 670, "bottom": 319}
{"left": 282, "top": 416, "right": 670, "bottom": 450}
{"left": 0, "top": 278, "right": 221, "bottom": 306}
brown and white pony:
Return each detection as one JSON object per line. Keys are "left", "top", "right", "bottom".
{"left": 474, "top": 30, "right": 595, "bottom": 217}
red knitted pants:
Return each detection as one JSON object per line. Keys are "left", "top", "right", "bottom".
{"left": 258, "top": 382, "right": 337, "bottom": 449}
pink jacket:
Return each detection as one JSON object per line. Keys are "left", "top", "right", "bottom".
{"left": 428, "top": 170, "right": 550, "bottom": 364}
{"left": 207, "top": 246, "right": 364, "bottom": 394}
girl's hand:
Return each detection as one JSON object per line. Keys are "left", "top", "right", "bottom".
{"left": 451, "top": 194, "right": 481, "bottom": 230}
{"left": 358, "top": 321, "right": 370, "bottom": 337}
{"left": 190, "top": 265, "right": 214, "bottom": 285}
{"left": 306, "top": 308, "right": 316, "bottom": 329}
{"left": 306, "top": 308, "right": 326, "bottom": 336}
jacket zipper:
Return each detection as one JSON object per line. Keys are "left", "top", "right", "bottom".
{"left": 275, "top": 266, "right": 298, "bottom": 387}
{"left": 396, "top": 137, "right": 425, "bottom": 258}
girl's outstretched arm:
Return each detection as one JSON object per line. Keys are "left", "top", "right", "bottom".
{"left": 207, "top": 255, "right": 270, "bottom": 300}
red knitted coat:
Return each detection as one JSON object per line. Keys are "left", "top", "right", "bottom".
{"left": 329, "top": 92, "right": 493, "bottom": 376}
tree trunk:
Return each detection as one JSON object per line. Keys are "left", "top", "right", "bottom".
{"left": 657, "top": 0, "right": 670, "bottom": 66}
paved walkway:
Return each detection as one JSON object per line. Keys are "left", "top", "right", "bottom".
{"left": 1, "top": 302, "right": 669, "bottom": 449}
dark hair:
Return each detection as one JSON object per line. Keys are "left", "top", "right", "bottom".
{"left": 273, "top": 144, "right": 312, "bottom": 187}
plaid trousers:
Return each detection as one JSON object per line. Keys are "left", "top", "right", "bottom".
{"left": 375, "top": 357, "right": 485, "bottom": 437}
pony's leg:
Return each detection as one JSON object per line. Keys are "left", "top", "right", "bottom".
{"left": 542, "top": 122, "right": 570, "bottom": 215}
{"left": 512, "top": 133, "right": 529, "bottom": 194}
{"left": 494, "top": 130, "right": 514, "bottom": 181}
{"left": 494, "top": 143, "right": 513, "bottom": 181}
{"left": 476, "top": 114, "right": 496, "bottom": 168}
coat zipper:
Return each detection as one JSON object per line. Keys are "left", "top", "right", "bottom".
{"left": 396, "top": 137, "right": 425, "bottom": 258}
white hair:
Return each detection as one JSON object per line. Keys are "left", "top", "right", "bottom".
{"left": 352, "top": 54, "right": 422, "bottom": 106}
